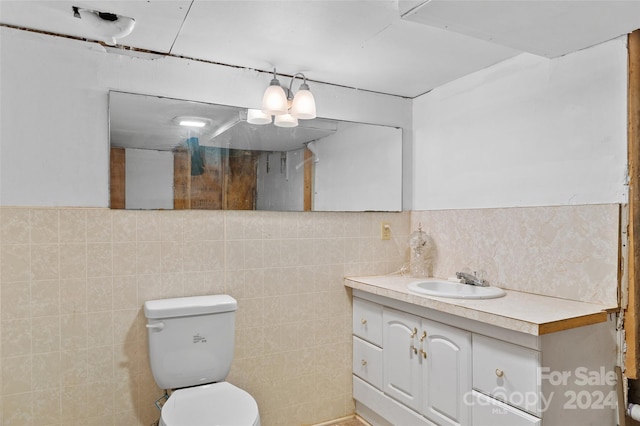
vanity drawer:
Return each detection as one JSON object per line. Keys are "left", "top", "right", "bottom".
{"left": 353, "top": 336, "right": 383, "bottom": 390}
{"left": 353, "top": 297, "right": 383, "bottom": 346}
{"left": 471, "top": 390, "right": 541, "bottom": 426}
{"left": 472, "top": 334, "right": 541, "bottom": 415}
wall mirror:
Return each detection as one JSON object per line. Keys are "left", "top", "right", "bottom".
{"left": 109, "top": 91, "right": 402, "bottom": 212}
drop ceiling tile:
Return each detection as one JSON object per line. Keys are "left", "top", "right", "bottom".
{"left": 0, "top": 0, "right": 190, "bottom": 53}
{"left": 402, "top": 0, "right": 640, "bottom": 58}
{"left": 171, "top": 0, "right": 519, "bottom": 97}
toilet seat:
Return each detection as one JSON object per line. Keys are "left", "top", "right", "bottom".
{"left": 160, "top": 382, "right": 260, "bottom": 426}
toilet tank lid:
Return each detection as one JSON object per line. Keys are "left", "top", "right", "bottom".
{"left": 144, "top": 295, "right": 237, "bottom": 319}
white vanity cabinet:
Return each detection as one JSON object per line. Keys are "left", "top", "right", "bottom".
{"left": 351, "top": 290, "right": 617, "bottom": 426}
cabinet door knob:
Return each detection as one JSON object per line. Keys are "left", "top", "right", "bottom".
{"left": 495, "top": 368, "right": 504, "bottom": 377}
{"left": 410, "top": 327, "right": 418, "bottom": 338}
{"left": 419, "top": 349, "right": 427, "bottom": 359}
{"left": 411, "top": 344, "right": 418, "bottom": 355}
{"left": 361, "top": 318, "right": 367, "bottom": 325}
{"left": 419, "top": 331, "right": 427, "bottom": 342}
{"left": 361, "top": 360, "right": 367, "bottom": 366}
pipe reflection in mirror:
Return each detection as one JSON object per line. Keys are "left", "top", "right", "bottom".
{"left": 295, "top": 140, "right": 320, "bottom": 171}
{"left": 285, "top": 152, "right": 290, "bottom": 181}
{"left": 306, "top": 140, "right": 320, "bottom": 162}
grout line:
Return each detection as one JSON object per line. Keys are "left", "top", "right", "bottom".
{"left": 57, "top": 209, "right": 63, "bottom": 419}
{"left": 28, "top": 209, "right": 34, "bottom": 420}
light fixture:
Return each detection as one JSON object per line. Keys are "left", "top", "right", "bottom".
{"left": 179, "top": 119, "right": 206, "bottom": 128}
{"left": 256, "top": 68, "right": 317, "bottom": 128}
{"left": 174, "top": 116, "right": 211, "bottom": 128}
{"left": 289, "top": 78, "right": 316, "bottom": 120}
{"left": 261, "top": 70, "right": 289, "bottom": 116}
{"left": 246, "top": 109, "right": 272, "bottom": 125}
{"left": 72, "top": 6, "right": 136, "bottom": 46}
{"left": 274, "top": 114, "right": 298, "bottom": 128}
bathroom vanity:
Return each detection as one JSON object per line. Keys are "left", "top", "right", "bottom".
{"left": 345, "top": 276, "right": 619, "bottom": 426}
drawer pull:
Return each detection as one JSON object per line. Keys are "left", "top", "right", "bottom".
{"left": 495, "top": 368, "right": 504, "bottom": 377}
{"left": 361, "top": 318, "right": 367, "bottom": 325}
{"left": 361, "top": 359, "right": 367, "bottom": 366}
{"left": 410, "top": 327, "right": 418, "bottom": 338}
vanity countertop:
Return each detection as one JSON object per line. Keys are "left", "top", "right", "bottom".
{"left": 344, "top": 275, "right": 618, "bottom": 336}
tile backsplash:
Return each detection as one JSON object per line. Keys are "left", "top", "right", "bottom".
{"left": 0, "top": 208, "right": 410, "bottom": 426}
{"left": 412, "top": 204, "right": 620, "bottom": 306}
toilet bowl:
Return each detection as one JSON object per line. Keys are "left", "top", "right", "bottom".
{"left": 160, "top": 382, "right": 260, "bottom": 426}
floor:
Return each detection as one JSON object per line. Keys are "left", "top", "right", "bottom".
{"left": 324, "top": 417, "right": 368, "bottom": 426}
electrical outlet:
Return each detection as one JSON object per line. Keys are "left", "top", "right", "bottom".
{"left": 381, "top": 222, "right": 391, "bottom": 240}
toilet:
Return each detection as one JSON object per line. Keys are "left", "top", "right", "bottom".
{"left": 144, "top": 294, "right": 260, "bottom": 426}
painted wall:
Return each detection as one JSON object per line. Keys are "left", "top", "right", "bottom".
{"left": 412, "top": 37, "right": 628, "bottom": 210}
{"left": 0, "top": 27, "right": 412, "bottom": 208}
{"left": 314, "top": 122, "right": 403, "bottom": 212}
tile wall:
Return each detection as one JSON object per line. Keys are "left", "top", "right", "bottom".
{"left": 413, "top": 204, "right": 621, "bottom": 306}
{"left": 0, "top": 208, "right": 410, "bottom": 426}
{"left": 0, "top": 204, "right": 621, "bottom": 425}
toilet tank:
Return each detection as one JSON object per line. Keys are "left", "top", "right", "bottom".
{"left": 144, "top": 295, "right": 237, "bottom": 390}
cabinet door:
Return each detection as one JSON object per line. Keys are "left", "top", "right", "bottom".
{"left": 383, "top": 308, "right": 422, "bottom": 412}
{"left": 422, "top": 318, "right": 472, "bottom": 426}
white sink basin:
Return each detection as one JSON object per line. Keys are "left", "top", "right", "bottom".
{"left": 407, "top": 279, "right": 506, "bottom": 299}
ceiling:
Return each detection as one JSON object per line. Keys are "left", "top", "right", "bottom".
{"left": 2, "top": 1, "right": 640, "bottom": 98}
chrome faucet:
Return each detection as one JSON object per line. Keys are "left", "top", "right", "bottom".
{"left": 456, "top": 271, "right": 488, "bottom": 287}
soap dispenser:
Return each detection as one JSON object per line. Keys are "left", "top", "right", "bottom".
{"left": 408, "top": 223, "right": 433, "bottom": 278}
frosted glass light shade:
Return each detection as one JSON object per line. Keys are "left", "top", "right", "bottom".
{"left": 290, "top": 87, "right": 316, "bottom": 119}
{"left": 274, "top": 114, "right": 298, "bottom": 128}
{"left": 246, "top": 109, "right": 271, "bottom": 125}
{"left": 261, "top": 84, "right": 288, "bottom": 116}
